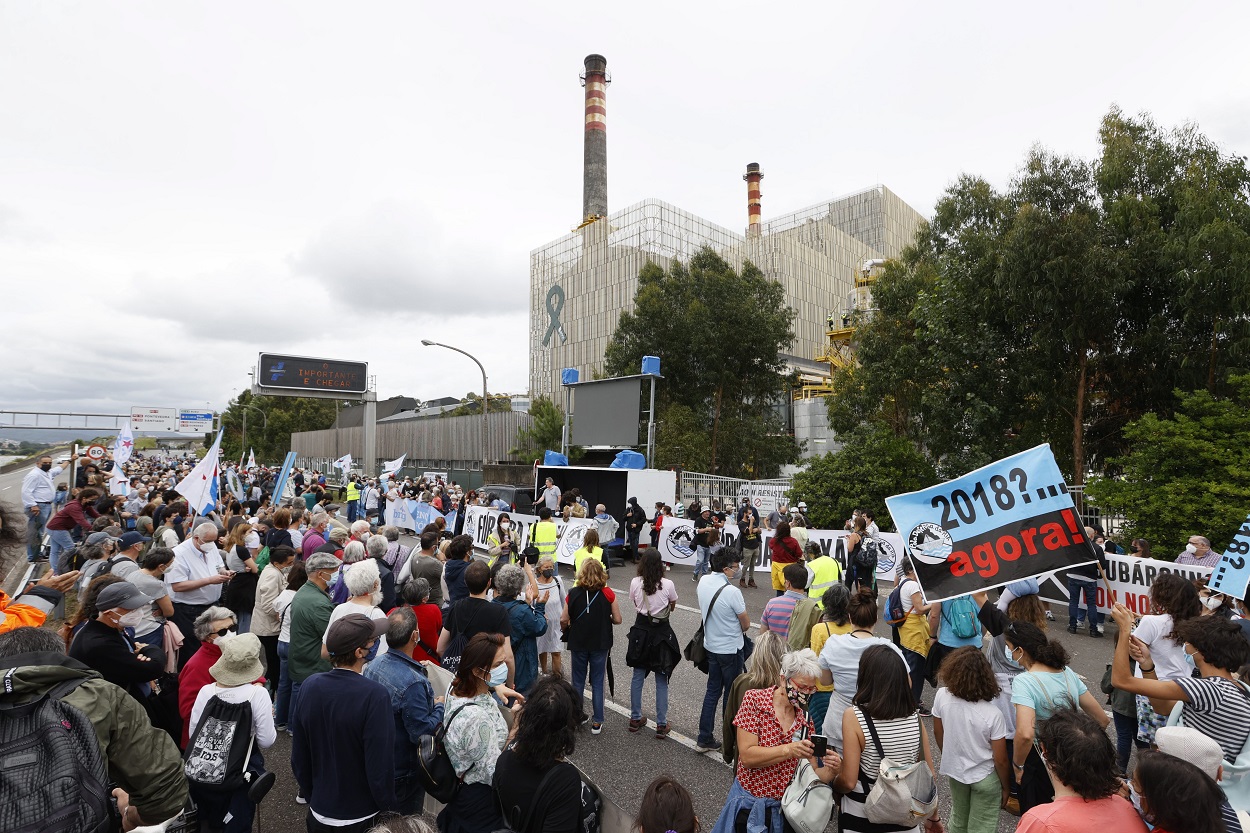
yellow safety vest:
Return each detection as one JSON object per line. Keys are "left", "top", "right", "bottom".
{"left": 808, "top": 556, "right": 843, "bottom": 600}
{"left": 532, "top": 520, "right": 559, "bottom": 561}
{"left": 346, "top": 482, "right": 360, "bottom": 502}
{"left": 574, "top": 546, "right": 604, "bottom": 574}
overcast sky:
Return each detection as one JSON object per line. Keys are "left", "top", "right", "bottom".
{"left": 4, "top": 1, "right": 1248, "bottom": 420}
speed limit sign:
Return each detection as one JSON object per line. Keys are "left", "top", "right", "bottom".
{"left": 85, "top": 444, "right": 107, "bottom": 461}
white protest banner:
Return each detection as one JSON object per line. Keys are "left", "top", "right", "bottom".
{"left": 1035, "top": 553, "right": 1213, "bottom": 616}
{"left": 385, "top": 498, "right": 418, "bottom": 530}
{"left": 461, "top": 505, "right": 598, "bottom": 566}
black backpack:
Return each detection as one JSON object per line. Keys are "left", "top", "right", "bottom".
{"left": 854, "top": 537, "right": 879, "bottom": 572}
{"left": 0, "top": 671, "right": 112, "bottom": 833}
{"left": 183, "top": 695, "right": 255, "bottom": 792}
{"left": 440, "top": 605, "right": 479, "bottom": 675}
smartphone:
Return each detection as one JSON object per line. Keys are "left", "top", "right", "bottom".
{"left": 811, "top": 735, "right": 828, "bottom": 758}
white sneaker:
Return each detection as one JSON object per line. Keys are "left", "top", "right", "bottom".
{"left": 295, "top": 794, "right": 308, "bottom": 805}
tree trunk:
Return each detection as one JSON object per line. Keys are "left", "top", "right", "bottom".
{"left": 1072, "top": 350, "right": 1088, "bottom": 488}
{"left": 709, "top": 385, "right": 724, "bottom": 474}
{"left": 1208, "top": 317, "right": 1221, "bottom": 393}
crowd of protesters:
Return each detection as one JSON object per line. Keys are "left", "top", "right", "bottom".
{"left": 6, "top": 448, "right": 1250, "bottom": 833}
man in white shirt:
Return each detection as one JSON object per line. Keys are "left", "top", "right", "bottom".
{"left": 167, "top": 523, "right": 231, "bottom": 667}
{"left": 695, "top": 548, "right": 750, "bottom": 752}
{"left": 21, "top": 454, "right": 74, "bottom": 562}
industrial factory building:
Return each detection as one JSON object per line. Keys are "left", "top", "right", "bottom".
{"left": 529, "top": 55, "right": 929, "bottom": 454}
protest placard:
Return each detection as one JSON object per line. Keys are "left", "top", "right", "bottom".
{"left": 885, "top": 444, "right": 1097, "bottom": 602}
{"left": 1204, "top": 512, "right": 1250, "bottom": 599}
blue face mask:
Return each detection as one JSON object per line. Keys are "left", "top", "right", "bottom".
{"left": 1004, "top": 645, "right": 1021, "bottom": 668}
{"left": 1184, "top": 648, "right": 1197, "bottom": 669}
{"left": 488, "top": 662, "right": 508, "bottom": 688}
{"left": 1129, "top": 785, "right": 1154, "bottom": 830}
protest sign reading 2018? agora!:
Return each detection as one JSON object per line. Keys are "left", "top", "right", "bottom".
{"left": 885, "top": 444, "right": 1097, "bottom": 602}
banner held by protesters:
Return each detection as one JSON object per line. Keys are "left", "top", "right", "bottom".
{"left": 886, "top": 443, "right": 1098, "bottom": 602}
{"left": 1203, "top": 511, "right": 1250, "bottom": 599}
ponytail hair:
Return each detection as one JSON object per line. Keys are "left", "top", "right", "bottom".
{"left": 1006, "top": 619, "right": 1069, "bottom": 668}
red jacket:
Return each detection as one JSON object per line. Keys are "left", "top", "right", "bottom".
{"left": 769, "top": 535, "right": 803, "bottom": 565}
{"left": 178, "top": 642, "right": 222, "bottom": 748}
{"left": 46, "top": 500, "right": 99, "bottom": 533}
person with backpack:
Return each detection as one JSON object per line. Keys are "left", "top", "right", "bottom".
{"left": 494, "top": 674, "right": 599, "bottom": 833}
{"left": 0, "top": 625, "right": 189, "bottom": 832}
{"left": 292, "top": 613, "right": 398, "bottom": 832}
{"left": 561, "top": 558, "right": 622, "bottom": 734}
{"left": 834, "top": 644, "right": 941, "bottom": 833}
{"left": 925, "top": 592, "right": 984, "bottom": 703}
{"left": 440, "top": 633, "right": 517, "bottom": 833}
{"left": 843, "top": 516, "right": 877, "bottom": 595}
{"left": 185, "top": 632, "right": 276, "bottom": 833}
{"left": 438, "top": 560, "right": 515, "bottom": 680}
{"left": 627, "top": 550, "right": 681, "bottom": 738}
{"left": 892, "top": 560, "right": 933, "bottom": 711}
{"left": 1006, "top": 621, "right": 1110, "bottom": 813}
{"left": 767, "top": 521, "right": 803, "bottom": 598}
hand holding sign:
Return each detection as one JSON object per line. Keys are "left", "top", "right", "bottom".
{"left": 886, "top": 444, "right": 1099, "bottom": 602}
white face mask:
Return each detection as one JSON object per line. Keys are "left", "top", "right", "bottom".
{"left": 200, "top": 541, "right": 217, "bottom": 554}
{"left": 1203, "top": 595, "right": 1224, "bottom": 611}
{"left": 216, "top": 630, "right": 238, "bottom": 645}
{"left": 116, "top": 608, "right": 145, "bottom": 628}
{"left": 1186, "top": 543, "right": 1199, "bottom": 555}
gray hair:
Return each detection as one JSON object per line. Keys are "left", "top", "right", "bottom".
{"left": 743, "top": 630, "right": 788, "bottom": 689}
{"left": 366, "top": 535, "right": 389, "bottom": 558}
{"left": 344, "top": 558, "right": 381, "bottom": 596}
{"left": 385, "top": 606, "right": 418, "bottom": 650}
{"left": 367, "top": 814, "right": 436, "bottom": 833}
{"left": 193, "top": 605, "right": 237, "bottom": 640}
{"left": 537, "top": 555, "right": 556, "bottom": 571}
{"left": 383, "top": 525, "right": 400, "bottom": 542}
{"left": 494, "top": 564, "right": 526, "bottom": 600}
{"left": 350, "top": 520, "right": 372, "bottom": 538}
{"left": 193, "top": 522, "right": 218, "bottom": 540}
{"left": 780, "top": 648, "right": 821, "bottom": 682}
{"left": 342, "top": 541, "right": 367, "bottom": 564}
{"left": 402, "top": 577, "right": 431, "bottom": 606}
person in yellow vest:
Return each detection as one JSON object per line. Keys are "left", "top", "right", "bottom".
{"left": 487, "top": 512, "right": 521, "bottom": 566}
{"left": 344, "top": 476, "right": 361, "bottom": 524}
{"left": 573, "top": 528, "right": 606, "bottom": 578}
{"left": 806, "top": 542, "right": 843, "bottom": 601}
{"left": 531, "top": 507, "right": 560, "bottom": 568}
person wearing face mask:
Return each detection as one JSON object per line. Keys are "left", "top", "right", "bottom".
{"left": 439, "top": 632, "right": 522, "bottom": 833}
{"left": 1152, "top": 726, "right": 1247, "bottom": 833}
{"left": 562, "top": 558, "right": 623, "bottom": 735}
{"left": 710, "top": 648, "right": 840, "bottom": 833}
{"left": 21, "top": 453, "right": 75, "bottom": 563}
{"left": 535, "top": 555, "right": 565, "bottom": 677}
{"left": 176, "top": 605, "right": 242, "bottom": 747}
{"left": 1128, "top": 750, "right": 1228, "bottom": 833}
{"left": 293, "top": 613, "right": 398, "bottom": 832}
{"left": 487, "top": 512, "right": 520, "bottom": 566}
{"left": 67, "top": 581, "right": 166, "bottom": 704}
{"left": 126, "top": 546, "right": 176, "bottom": 650}
{"left": 627, "top": 550, "right": 680, "bottom": 738}
{"left": 1015, "top": 710, "right": 1146, "bottom": 833}
{"left": 288, "top": 553, "right": 341, "bottom": 750}
{"left": 1198, "top": 583, "right": 1235, "bottom": 619}
{"left": 167, "top": 522, "right": 232, "bottom": 668}
{"left": 252, "top": 544, "right": 296, "bottom": 695}
{"left": 1177, "top": 535, "right": 1220, "bottom": 569}
{"left": 695, "top": 549, "right": 751, "bottom": 752}
{"left": 325, "top": 558, "right": 389, "bottom": 661}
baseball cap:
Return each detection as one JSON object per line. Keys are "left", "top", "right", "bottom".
{"left": 1155, "top": 726, "right": 1224, "bottom": 779}
{"left": 95, "top": 582, "right": 153, "bottom": 612}
{"left": 328, "top": 527, "right": 349, "bottom": 542}
{"left": 86, "top": 531, "right": 119, "bottom": 547}
{"left": 325, "top": 613, "right": 388, "bottom": 657}
{"left": 118, "top": 531, "right": 151, "bottom": 550}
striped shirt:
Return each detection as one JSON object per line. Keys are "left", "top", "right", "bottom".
{"left": 840, "top": 707, "right": 924, "bottom": 833}
{"left": 1175, "top": 676, "right": 1250, "bottom": 762}
{"left": 761, "top": 590, "right": 805, "bottom": 640}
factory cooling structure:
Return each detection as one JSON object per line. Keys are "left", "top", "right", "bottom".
{"left": 529, "top": 55, "right": 928, "bottom": 452}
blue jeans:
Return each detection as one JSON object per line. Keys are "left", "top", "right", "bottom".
{"left": 289, "top": 678, "right": 303, "bottom": 738}
{"left": 694, "top": 546, "right": 710, "bottom": 577}
{"left": 698, "top": 650, "right": 743, "bottom": 747}
{"left": 395, "top": 774, "right": 425, "bottom": 816}
{"left": 275, "top": 641, "right": 293, "bottom": 727}
{"left": 1068, "top": 577, "right": 1098, "bottom": 630}
{"left": 630, "top": 667, "right": 670, "bottom": 725}
{"left": 189, "top": 748, "right": 264, "bottom": 833}
{"left": 570, "top": 649, "right": 608, "bottom": 724}
{"left": 47, "top": 529, "right": 76, "bottom": 575}
{"left": 902, "top": 646, "right": 926, "bottom": 706}
{"left": 1113, "top": 710, "right": 1138, "bottom": 775}
{"left": 26, "top": 503, "right": 51, "bottom": 560}
{"left": 347, "top": 500, "right": 359, "bottom": 523}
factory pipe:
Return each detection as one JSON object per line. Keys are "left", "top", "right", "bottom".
{"left": 744, "top": 162, "right": 763, "bottom": 236}
{"left": 581, "top": 54, "right": 609, "bottom": 222}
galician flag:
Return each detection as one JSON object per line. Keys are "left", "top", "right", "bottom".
{"left": 111, "top": 423, "right": 135, "bottom": 467}
{"left": 383, "top": 453, "right": 406, "bottom": 473}
{"left": 109, "top": 462, "right": 130, "bottom": 497}
{"left": 176, "top": 429, "right": 224, "bottom": 514}
{"left": 333, "top": 453, "right": 353, "bottom": 473}
{"left": 247, "top": 448, "right": 257, "bottom": 470}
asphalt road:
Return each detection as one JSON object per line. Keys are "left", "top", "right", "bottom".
{"left": 0, "top": 463, "right": 1123, "bottom": 833}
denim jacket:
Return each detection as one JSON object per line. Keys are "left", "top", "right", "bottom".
{"left": 363, "top": 650, "right": 445, "bottom": 777}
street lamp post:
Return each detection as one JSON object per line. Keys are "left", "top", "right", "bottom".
{"left": 421, "top": 340, "right": 489, "bottom": 476}
{"left": 238, "top": 404, "right": 267, "bottom": 466}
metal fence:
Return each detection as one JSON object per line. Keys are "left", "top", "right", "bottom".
{"left": 1068, "top": 483, "right": 1127, "bottom": 539}
{"left": 677, "top": 471, "right": 792, "bottom": 512}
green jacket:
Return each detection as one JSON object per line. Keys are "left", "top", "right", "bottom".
{"left": 0, "top": 652, "right": 188, "bottom": 824}
{"left": 289, "top": 581, "right": 334, "bottom": 682}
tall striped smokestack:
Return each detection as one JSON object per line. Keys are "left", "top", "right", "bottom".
{"left": 581, "top": 54, "right": 609, "bottom": 222}
{"left": 744, "top": 162, "right": 763, "bottom": 236}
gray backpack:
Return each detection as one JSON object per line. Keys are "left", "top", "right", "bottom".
{"left": 0, "top": 671, "right": 112, "bottom": 832}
